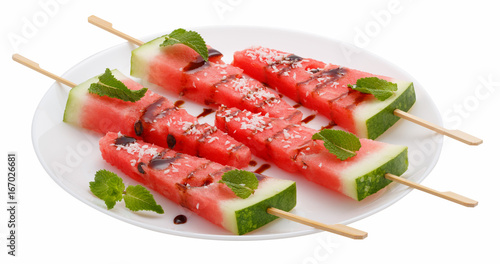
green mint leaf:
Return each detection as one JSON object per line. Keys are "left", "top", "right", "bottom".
{"left": 89, "top": 170, "right": 125, "bottom": 209}
{"left": 123, "top": 185, "right": 164, "bottom": 214}
{"left": 312, "top": 130, "right": 361, "bottom": 161}
{"left": 89, "top": 170, "right": 163, "bottom": 214}
{"left": 348, "top": 77, "right": 398, "bottom": 101}
{"left": 160, "top": 28, "right": 209, "bottom": 61}
{"left": 218, "top": 169, "right": 259, "bottom": 199}
{"left": 88, "top": 68, "right": 148, "bottom": 102}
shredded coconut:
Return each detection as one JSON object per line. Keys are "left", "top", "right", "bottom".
{"left": 245, "top": 46, "right": 289, "bottom": 65}
{"left": 207, "top": 136, "right": 219, "bottom": 143}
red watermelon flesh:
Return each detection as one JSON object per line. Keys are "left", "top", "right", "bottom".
{"left": 64, "top": 69, "right": 251, "bottom": 168}
{"left": 147, "top": 44, "right": 225, "bottom": 95}
{"left": 131, "top": 39, "right": 302, "bottom": 123}
{"left": 78, "top": 79, "right": 162, "bottom": 138}
{"left": 99, "top": 132, "right": 296, "bottom": 235}
{"left": 215, "top": 107, "right": 408, "bottom": 201}
{"left": 232, "top": 46, "right": 416, "bottom": 139}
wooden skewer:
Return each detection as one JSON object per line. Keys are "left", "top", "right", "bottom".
{"left": 267, "top": 208, "right": 367, "bottom": 239}
{"left": 385, "top": 173, "right": 478, "bottom": 207}
{"left": 393, "top": 109, "right": 482, "bottom": 146}
{"left": 87, "top": 15, "right": 483, "bottom": 146}
{"left": 88, "top": 15, "right": 144, "bottom": 46}
{"left": 12, "top": 54, "right": 76, "bottom": 88}
{"left": 12, "top": 53, "right": 368, "bottom": 239}
{"left": 267, "top": 207, "right": 368, "bottom": 239}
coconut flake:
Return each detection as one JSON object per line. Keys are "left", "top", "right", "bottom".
{"left": 245, "top": 46, "right": 289, "bottom": 65}
{"left": 207, "top": 136, "right": 219, "bottom": 143}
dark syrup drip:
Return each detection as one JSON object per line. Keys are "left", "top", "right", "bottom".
{"left": 285, "top": 110, "right": 302, "bottom": 122}
{"left": 292, "top": 103, "right": 302, "bottom": 108}
{"left": 321, "top": 67, "right": 346, "bottom": 77}
{"left": 298, "top": 67, "right": 347, "bottom": 87}
{"left": 254, "top": 164, "right": 271, "bottom": 174}
{"left": 309, "top": 68, "right": 321, "bottom": 74}
{"left": 320, "top": 121, "right": 336, "bottom": 130}
{"left": 173, "top": 214, "right": 187, "bottom": 225}
{"left": 196, "top": 108, "right": 215, "bottom": 118}
{"left": 142, "top": 97, "right": 166, "bottom": 123}
{"left": 285, "top": 54, "right": 303, "bottom": 62}
{"left": 149, "top": 154, "right": 183, "bottom": 170}
{"left": 114, "top": 136, "right": 137, "bottom": 146}
{"left": 183, "top": 48, "right": 223, "bottom": 72}
{"left": 292, "top": 142, "right": 313, "bottom": 161}
{"left": 174, "top": 100, "right": 185, "bottom": 108}
{"left": 249, "top": 160, "right": 257, "bottom": 167}
{"left": 301, "top": 114, "right": 316, "bottom": 124}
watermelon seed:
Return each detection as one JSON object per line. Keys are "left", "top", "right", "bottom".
{"left": 167, "top": 134, "right": 176, "bottom": 149}
{"left": 134, "top": 120, "right": 143, "bottom": 136}
{"left": 137, "top": 162, "right": 146, "bottom": 174}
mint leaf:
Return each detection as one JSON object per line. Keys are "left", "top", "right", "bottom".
{"left": 312, "top": 130, "right": 361, "bottom": 161}
{"left": 88, "top": 68, "right": 148, "bottom": 102}
{"left": 89, "top": 170, "right": 125, "bottom": 209}
{"left": 123, "top": 185, "right": 164, "bottom": 214}
{"left": 160, "top": 28, "right": 208, "bottom": 61}
{"left": 89, "top": 170, "right": 163, "bottom": 214}
{"left": 218, "top": 170, "right": 259, "bottom": 199}
{"left": 348, "top": 77, "right": 397, "bottom": 101}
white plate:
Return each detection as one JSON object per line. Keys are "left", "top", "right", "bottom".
{"left": 32, "top": 26, "right": 443, "bottom": 240}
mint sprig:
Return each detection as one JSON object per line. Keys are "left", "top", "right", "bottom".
{"left": 89, "top": 169, "right": 125, "bottom": 209}
{"left": 218, "top": 170, "right": 259, "bottom": 199}
{"left": 348, "top": 77, "right": 397, "bottom": 101}
{"left": 312, "top": 130, "right": 361, "bottom": 161}
{"left": 89, "top": 170, "right": 164, "bottom": 214}
{"left": 160, "top": 28, "right": 208, "bottom": 61}
{"left": 88, "top": 68, "right": 148, "bottom": 102}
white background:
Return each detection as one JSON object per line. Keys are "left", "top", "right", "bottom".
{"left": 1, "top": 0, "right": 499, "bottom": 263}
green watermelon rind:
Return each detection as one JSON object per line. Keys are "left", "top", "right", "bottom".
{"left": 130, "top": 36, "right": 164, "bottom": 79}
{"left": 236, "top": 182, "right": 296, "bottom": 235}
{"left": 62, "top": 75, "right": 98, "bottom": 125}
{"left": 365, "top": 82, "right": 416, "bottom": 139}
{"left": 235, "top": 182, "right": 296, "bottom": 235}
{"left": 62, "top": 69, "right": 126, "bottom": 125}
{"left": 355, "top": 147, "right": 408, "bottom": 201}
{"left": 221, "top": 180, "right": 297, "bottom": 235}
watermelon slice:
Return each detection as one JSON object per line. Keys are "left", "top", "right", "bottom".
{"left": 63, "top": 69, "right": 251, "bottom": 168}
{"left": 233, "top": 46, "right": 416, "bottom": 139}
{"left": 100, "top": 132, "right": 296, "bottom": 235}
{"left": 130, "top": 37, "right": 302, "bottom": 123}
{"left": 215, "top": 107, "right": 408, "bottom": 201}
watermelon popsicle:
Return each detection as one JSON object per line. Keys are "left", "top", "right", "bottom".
{"left": 100, "top": 131, "right": 296, "bottom": 235}
{"left": 233, "top": 46, "right": 416, "bottom": 140}
{"left": 215, "top": 106, "right": 408, "bottom": 201}
{"left": 63, "top": 69, "right": 251, "bottom": 168}
{"left": 129, "top": 37, "right": 303, "bottom": 124}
